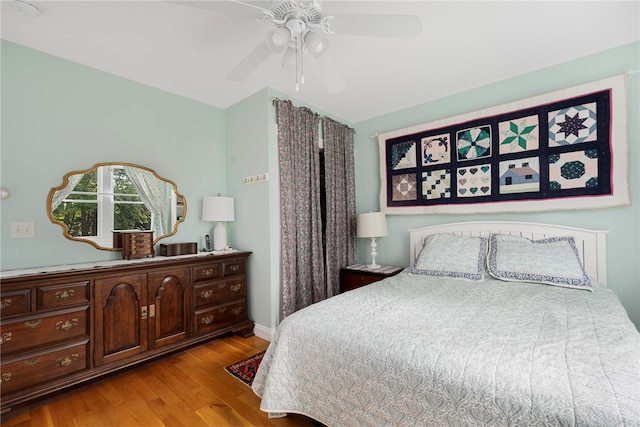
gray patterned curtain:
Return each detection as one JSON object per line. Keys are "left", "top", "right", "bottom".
{"left": 322, "top": 117, "right": 357, "bottom": 298}
{"left": 277, "top": 100, "right": 326, "bottom": 318}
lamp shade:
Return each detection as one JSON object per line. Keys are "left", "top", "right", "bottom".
{"left": 202, "top": 196, "right": 235, "bottom": 222}
{"left": 356, "top": 212, "right": 388, "bottom": 238}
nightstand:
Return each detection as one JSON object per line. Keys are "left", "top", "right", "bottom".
{"left": 340, "top": 264, "right": 403, "bottom": 292}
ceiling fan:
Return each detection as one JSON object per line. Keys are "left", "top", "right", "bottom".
{"left": 173, "top": 0, "right": 423, "bottom": 92}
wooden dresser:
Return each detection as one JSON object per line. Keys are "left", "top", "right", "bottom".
{"left": 0, "top": 252, "right": 252, "bottom": 413}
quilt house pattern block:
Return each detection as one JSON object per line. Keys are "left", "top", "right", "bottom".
{"left": 382, "top": 89, "right": 612, "bottom": 210}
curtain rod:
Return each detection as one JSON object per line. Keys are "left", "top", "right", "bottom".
{"left": 272, "top": 97, "right": 355, "bottom": 133}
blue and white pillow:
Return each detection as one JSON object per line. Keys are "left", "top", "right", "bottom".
{"left": 412, "top": 233, "right": 488, "bottom": 281}
{"left": 488, "top": 234, "right": 592, "bottom": 290}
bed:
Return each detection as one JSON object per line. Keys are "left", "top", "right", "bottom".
{"left": 252, "top": 221, "right": 640, "bottom": 426}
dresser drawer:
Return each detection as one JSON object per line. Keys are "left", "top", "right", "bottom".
{"left": 222, "top": 259, "right": 245, "bottom": 277}
{"left": 194, "top": 301, "right": 247, "bottom": 336}
{"left": 0, "top": 340, "right": 89, "bottom": 395}
{"left": 192, "top": 263, "right": 221, "bottom": 282}
{"left": 193, "top": 278, "right": 246, "bottom": 309}
{"left": 37, "top": 281, "right": 90, "bottom": 310}
{"left": 0, "top": 307, "right": 89, "bottom": 355}
{"left": 0, "top": 289, "right": 31, "bottom": 319}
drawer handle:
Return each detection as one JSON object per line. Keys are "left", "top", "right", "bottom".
{"left": 231, "top": 308, "right": 242, "bottom": 316}
{"left": 230, "top": 284, "right": 242, "bottom": 292}
{"left": 201, "top": 315, "right": 214, "bottom": 325}
{"left": 200, "top": 290, "right": 214, "bottom": 299}
{"left": 56, "top": 318, "right": 79, "bottom": 331}
{"left": 228, "top": 264, "right": 240, "bottom": 272}
{"left": 0, "top": 299, "right": 12, "bottom": 310}
{"left": 56, "top": 353, "right": 79, "bottom": 367}
{"left": 23, "top": 357, "right": 41, "bottom": 367}
{"left": 202, "top": 268, "right": 215, "bottom": 277}
{"left": 0, "top": 332, "right": 12, "bottom": 344}
{"left": 55, "top": 289, "right": 76, "bottom": 300}
{"left": 24, "top": 319, "right": 42, "bottom": 329}
{"left": 1, "top": 373, "right": 11, "bottom": 384}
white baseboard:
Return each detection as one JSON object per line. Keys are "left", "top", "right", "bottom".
{"left": 253, "top": 323, "right": 275, "bottom": 342}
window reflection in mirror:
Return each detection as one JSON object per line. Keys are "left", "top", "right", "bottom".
{"left": 47, "top": 163, "right": 186, "bottom": 250}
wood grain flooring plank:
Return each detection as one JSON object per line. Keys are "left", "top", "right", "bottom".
{"left": 0, "top": 336, "right": 315, "bottom": 427}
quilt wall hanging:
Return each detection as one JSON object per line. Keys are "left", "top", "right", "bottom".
{"left": 378, "top": 75, "right": 630, "bottom": 215}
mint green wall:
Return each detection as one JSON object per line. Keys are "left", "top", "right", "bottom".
{"left": 353, "top": 42, "right": 640, "bottom": 330}
{"left": 225, "top": 88, "right": 277, "bottom": 333}
{"left": 1, "top": 40, "right": 227, "bottom": 269}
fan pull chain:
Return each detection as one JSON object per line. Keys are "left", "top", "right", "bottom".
{"left": 296, "top": 21, "right": 304, "bottom": 91}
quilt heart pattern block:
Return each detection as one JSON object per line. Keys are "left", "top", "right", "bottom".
{"left": 457, "top": 164, "right": 491, "bottom": 198}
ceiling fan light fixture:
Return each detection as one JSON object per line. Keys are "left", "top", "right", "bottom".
{"left": 266, "top": 27, "right": 291, "bottom": 53}
{"left": 304, "top": 31, "right": 327, "bottom": 57}
{"left": 281, "top": 46, "right": 297, "bottom": 70}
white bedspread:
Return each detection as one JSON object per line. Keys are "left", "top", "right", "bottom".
{"left": 253, "top": 270, "right": 640, "bottom": 426}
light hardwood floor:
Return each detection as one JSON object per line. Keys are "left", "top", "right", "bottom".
{"left": 1, "top": 335, "right": 316, "bottom": 427}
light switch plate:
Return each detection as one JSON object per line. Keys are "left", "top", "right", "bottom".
{"left": 10, "top": 222, "right": 35, "bottom": 238}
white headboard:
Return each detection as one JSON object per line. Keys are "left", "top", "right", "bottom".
{"left": 409, "top": 221, "right": 608, "bottom": 285}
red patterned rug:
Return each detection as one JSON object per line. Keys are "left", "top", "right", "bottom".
{"left": 224, "top": 351, "right": 265, "bottom": 387}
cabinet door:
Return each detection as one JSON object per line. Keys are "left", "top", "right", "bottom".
{"left": 148, "top": 268, "right": 190, "bottom": 349}
{"left": 94, "top": 274, "right": 147, "bottom": 366}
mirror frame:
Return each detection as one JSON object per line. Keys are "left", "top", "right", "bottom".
{"left": 47, "top": 162, "right": 187, "bottom": 251}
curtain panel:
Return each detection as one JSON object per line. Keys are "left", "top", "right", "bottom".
{"left": 277, "top": 100, "right": 326, "bottom": 318}
{"left": 322, "top": 117, "right": 357, "bottom": 298}
{"left": 276, "top": 100, "right": 357, "bottom": 318}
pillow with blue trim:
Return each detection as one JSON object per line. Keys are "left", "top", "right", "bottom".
{"left": 487, "top": 234, "right": 592, "bottom": 290}
{"left": 412, "top": 233, "right": 488, "bottom": 281}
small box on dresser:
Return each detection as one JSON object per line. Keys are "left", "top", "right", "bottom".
{"left": 113, "top": 230, "right": 154, "bottom": 260}
{"left": 159, "top": 242, "right": 198, "bottom": 256}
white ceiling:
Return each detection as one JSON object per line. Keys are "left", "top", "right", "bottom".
{"left": 2, "top": 0, "right": 639, "bottom": 123}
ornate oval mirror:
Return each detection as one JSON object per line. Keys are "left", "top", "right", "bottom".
{"left": 47, "top": 162, "right": 186, "bottom": 250}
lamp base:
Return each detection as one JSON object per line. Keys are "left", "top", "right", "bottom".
{"left": 367, "top": 237, "right": 380, "bottom": 270}
{"left": 213, "top": 222, "right": 227, "bottom": 251}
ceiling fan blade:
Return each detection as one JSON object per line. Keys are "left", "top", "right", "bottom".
{"left": 311, "top": 52, "right": 346, "bottom": 94}
{"left": 328, "top": 14, "right": 423, "bottom": 38}
{"left": 166, "top": 0, "right": 269, "bottom": 20}
{"left": 226, "top": 42, "right": 272, "bottom": 81}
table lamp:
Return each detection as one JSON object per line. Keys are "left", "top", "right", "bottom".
{"left": 356, "top": 212, "right": 388, "bottom": 269}
{"left": 202, "top": 195, "right": 235, "bottom": 251}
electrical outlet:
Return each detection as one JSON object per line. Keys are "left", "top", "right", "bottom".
{"left": 10, "top": 222, "right": 35, "bottom": 239}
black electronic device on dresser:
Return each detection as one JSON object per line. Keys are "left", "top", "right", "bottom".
{"left": 340, "top": 264, "right": 403, "bottom": 292}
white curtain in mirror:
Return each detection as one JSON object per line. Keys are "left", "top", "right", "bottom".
{"left": 51, "top": 174, "right": 84, "bottom": 210}
{"left": 123, "top": 166, "right": 171, "bottom": 238}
